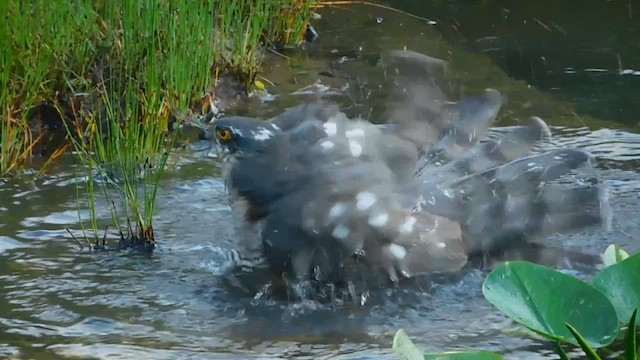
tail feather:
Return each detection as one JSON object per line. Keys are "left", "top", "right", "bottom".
{"left": 463, "top": 181, "right": 608, "bottom": 254}
{"left": 415, "top": 148, "right": 608, "bottom": 254}
{"left": 451, "top": 149, "right": 592, "bottom": 194}
{"left": 417, "top": 149, "right": 592, "bottom": 218}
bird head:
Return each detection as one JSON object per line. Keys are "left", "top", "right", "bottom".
{"left": 211, "top": 116, "right": 281, "bottom": 159}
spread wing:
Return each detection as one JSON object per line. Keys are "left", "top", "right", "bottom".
{"left": 418, "top": 147, "right": 609, "bottom": 254}
{"left": 382, "top": 50, "right": 610, "bottom": 256}
{"left": 258, "top": 111, "right": 469, "bottom": 283}
{"left": 225, "top": 49, "right": 611, "bottom": 286}
{"left": 382, "top": 50, "right": 503, "bottom": 159}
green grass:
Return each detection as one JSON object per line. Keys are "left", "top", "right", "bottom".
{"left": 1, "top": 0, "right": 314, "bottom": 245}
{"left": 216, "top": 0, "right": 314, "bottom": 84}
{"left": 0, "top": 0, "right": 100, "bottom": 175}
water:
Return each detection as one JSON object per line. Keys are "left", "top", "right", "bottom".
{"left": 2, "top": 2, "right": 640, "bottom": 359}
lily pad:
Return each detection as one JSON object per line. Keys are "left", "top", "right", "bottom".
{"left": 592, "top": 252, "right": 640, "bottom": 324}
{"left": 393, "top": 329, "right": 504, "bottom": 360}
{"left": 482, "top": 261, "right": 619, "bottom": 347}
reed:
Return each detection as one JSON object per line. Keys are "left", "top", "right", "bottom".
{"left": 65, "top": 0, "right": 217, "bottom": 247}
{"left": 1, "top": 0, "right": 314, "bottom": 175}
{"left": 2, "top": 0, "right": 315, "bottom": 246}
{"left": 0, "top": 0, "right": 99, "bottom": 175}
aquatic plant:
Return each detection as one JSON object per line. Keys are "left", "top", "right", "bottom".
{"left": 0, "top": 112, "right": 34, "bottom": 176}
{"left": 2, "top": 0, "right": 315, "bottom": 246}
{"left": 66, "top": 0, "right": 310, "bottom": 248}
{"left": 60, "top": 0, "right": 217, "bottom": 249}
{"left": 393, "top": 245, "right": 640, "bottom": 359}
{"left": 0, "top": 0, "right": 314, "bottom": 176}
{"left": 274, "top": 0, "right": 316, "bottom": 46}
{"left": 0, "top": 0, "right": 100, "bottom": 175}
{"left": 393, "top": 331, "right": 503, "bottom": 360}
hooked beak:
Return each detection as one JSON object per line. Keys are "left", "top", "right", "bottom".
{"left": 214, "top": 141, "right": 232, "bottom": 161}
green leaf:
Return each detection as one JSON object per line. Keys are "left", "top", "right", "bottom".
{"left": 602, "top": 244, "right": 630, "bottom": 268}
{"left": 482, "top": 261, "right": 619, "bottom": 348}
{"left": 254, "top": 80, "right": 266, "bottom": 91}
{"left": 625, "top": 309, "right": 638, "bottom": 360}
{"left": 566, "top": 323, "right": 602, "bottom": 360}
{"left": 392, "top": 329, "right": 424, "bottom": 360}
{"left": 392, "top": 330, "right": 504, "bottom": 360}
{"left": 592, "top": 252, "right": 640, "bottom": 324}
{"left": 554, "top": 341, "right": 570, "bottom": 360}
{"left": 424, "top": 351, "right": 504, "bottom": 359}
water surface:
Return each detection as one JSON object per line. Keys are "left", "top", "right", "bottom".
{"left": 1, "top": 2, "right": 640, "bottom": 359}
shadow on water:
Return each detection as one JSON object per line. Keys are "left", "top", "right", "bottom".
{"left": 1, "top": 2, "right": 640, "bottom": 359}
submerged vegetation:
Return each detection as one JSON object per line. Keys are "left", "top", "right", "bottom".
{"left": 0, "top": 0, "right": 315, "bottom": 246}
{"left": 393, "top": 245, "right": 640, "bottom": 360}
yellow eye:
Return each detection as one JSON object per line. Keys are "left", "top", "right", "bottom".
{"left": 216, "top": 128, "right": 232, "bottom": 141}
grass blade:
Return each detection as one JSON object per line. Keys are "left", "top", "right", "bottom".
{"left": 6, "top": 0, "right": 314, "bottom": 247}
{"left": 566, "top": 323, "right": 602, "bottom": 360}
{"left": 625, "top": 309, "right": 638, "bottom": 360}
{"left": 554, "top": 341, "right": 571, "bottom": 360}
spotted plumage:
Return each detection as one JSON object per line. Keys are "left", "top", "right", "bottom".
{"left": 209, "top": 50, "right": 611, "bottom": 288}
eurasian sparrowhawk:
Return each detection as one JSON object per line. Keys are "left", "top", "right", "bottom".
{"left": 207, "top": 50, "right": 611, "bottom": 288}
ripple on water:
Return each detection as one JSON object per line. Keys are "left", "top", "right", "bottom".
{"left": 1, "top": 94, "right": 640, "bottom": 360}
{"left": 3, "top": 162, "right": 640, "bottom": 359}
{"left": 0, "top": 236, "right": 27, "bottom": 254}
{"left": 33, "top": 305, "right": 81, "bottom": 324}
{"left": 552, "top": 127, "right": 640, "bottom": 166}
{"left": 21, "top": 209, "right": 93, "bottom": 228}
{"left": 48, "top": 343, "right": 237, "bottom": 360}
{"left": 0, "top": 344, "right": 20, "bottom": 358}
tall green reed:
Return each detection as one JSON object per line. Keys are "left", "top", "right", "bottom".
{"left": 215, "top": 0, "right": 314, "bottom": 87}
{"left": 5, "top": 0, "right": 315, "bottom": 246}
{"left": 65, "top": 0, "right": 219, "bottom": 246}
{"left": 0, "top": 0, "right": 99, "bottom": 175}
{"left": 274, "top": 0, "right": 315, "bottom": 47}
